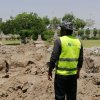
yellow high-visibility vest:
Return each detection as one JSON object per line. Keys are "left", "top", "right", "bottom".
{"left": 55, "top": 36, "right": 81, "bottom": 75}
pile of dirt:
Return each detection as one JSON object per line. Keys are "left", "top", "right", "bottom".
{"left": 78, "top": 48, "right": 100, "bottom": 100}
{"left": 0, "top": 43, "right": 100, "bottom": 100}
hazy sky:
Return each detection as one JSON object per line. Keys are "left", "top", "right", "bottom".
{"left": 0, "top": 0, "right": 100, "bottom": 28}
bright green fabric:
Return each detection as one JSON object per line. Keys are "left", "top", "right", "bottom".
{"left": 56, "top": 36, "right": 81, "bottom": 75}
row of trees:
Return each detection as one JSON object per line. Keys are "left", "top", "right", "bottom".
{"left": 77, "top": 28, "right": 100, "bottom": 39}
{"left": 0, "top": 12, "right": 93, "bottom": 43}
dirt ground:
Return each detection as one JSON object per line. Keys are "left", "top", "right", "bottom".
{"left": 0, "top": 41, "right": 100, "bottom": 100}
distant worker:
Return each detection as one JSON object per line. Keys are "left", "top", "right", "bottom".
{"left": 48, "top": 21, "right": 83, "bottom": 100}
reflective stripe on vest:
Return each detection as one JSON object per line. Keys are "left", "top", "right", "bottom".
{"left": 55, "top": 36, "right": 81, "bottom": 75}
{"left": 59, "top": 58, "right": 78, "bottom": 62}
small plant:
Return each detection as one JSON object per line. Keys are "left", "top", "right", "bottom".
{"left": 98, "top": 29, "right": 100, "bottom": 36}
{"left": 41, "top": 30, "right": 54, "bottom": 41}
{"left": 78, "top": 29, "right": 84, "bottom": 37}
{"left": 32, "top": 32, "right": 38, "bottom": 40}
{"left": 85, "top": 28, "right": 90, "bottom": 39}
{"left": 93, "top": 28, "right": 97, "bottom": 37}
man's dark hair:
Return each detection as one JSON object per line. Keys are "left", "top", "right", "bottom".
{"left": 60, "top": 28, "right": 73, "bottom": 36}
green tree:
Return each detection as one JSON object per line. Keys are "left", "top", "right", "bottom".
{"left": 51, "top": 17, "right": 61, "bottom": 29}
{"left": 85, "top": 28, "right": 90, "bottom": 39}
{"left": 0, "top": 19, "right": 17, "bottom": 35}
{"left": 78, "top": 29, "right": 84, "bottom": 37}
{"left": 93, "top": 28, "right": 97, "bottom": 37}
{"left": 74, "top": 18, "right": 86, "bottom": 30}
{"left": 15, "top": 12, "right": 46, "bottom": 42}
{"left": 78, "top": 29, "right": 84, "bottom": 39}
{"left": 19, "top": 29, "right": 33, "bottom": 44}
{"left": 62, "top": 13, "right": 75, "bottom": 22}
{"left": 98, "top": 29, "right": 100, "bottom": 36}
{"left": 42, "top": 16, "right": 50, "bottom": 26}
{"left": 1, "top": 12, "right": 46, "bottom": 43}
{"left": 41, "top": 30, "right": 54, "bottom": 41}
{"left": 14, "top": 12, "right": 36, "bottom": 31}
{"left": 62, "top": 14, "right": 86, "bottom": 30}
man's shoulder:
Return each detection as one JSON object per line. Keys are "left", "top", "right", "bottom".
{"left": 54, "top": 38, "right": 61, "bottom": 47}
{"left": 54, "top": 37, "right": 60, "bottom": 43}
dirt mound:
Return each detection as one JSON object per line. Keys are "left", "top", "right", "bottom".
{"left": 0, "top": 44, "right": 100, "bottom": 100}
{"left": 0, "top": 42, "right": 54, "bottom": 100}
{"left": 79, "top": 47, "right": 100, "bottom": 100}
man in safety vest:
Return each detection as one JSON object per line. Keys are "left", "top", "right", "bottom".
{"left": 48, "top": 21, "right": 83, "bottom": 100}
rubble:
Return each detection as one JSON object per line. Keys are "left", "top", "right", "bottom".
{"left": 0, "top": 43, "right": 100, "bottom": 100}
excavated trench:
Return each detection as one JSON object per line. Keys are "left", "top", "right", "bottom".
{"left": 0, "top": 43, "right": 100, "bottom": 100}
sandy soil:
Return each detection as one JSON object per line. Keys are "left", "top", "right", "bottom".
{"left": 0, "top": 41, "right": 100, "bottom": 100}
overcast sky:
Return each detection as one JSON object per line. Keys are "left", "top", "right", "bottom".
{"left": 0, "top": 0, "right": 100, "bottom": 28}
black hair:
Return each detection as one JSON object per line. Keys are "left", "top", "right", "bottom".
{"left": 60, "top": 28, "right": 73, "bottom": 36}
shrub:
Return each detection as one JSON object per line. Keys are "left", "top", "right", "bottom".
{"left": 85, "top": 28, "right": 90, "bottom": 36}
{"left": 93, "top": 28, "right": 97, "bottom": 37}
{"left": 78, "top": 29, "right": 84, "bottom": 37}
{"left": 98, "top": 29, "right": 100, "bottom": 36}
{"left": 41, "top": 30, "right": 54, "bottom": 41}
{"left": 32, "top": 32, "right": 38, "bottom": 40}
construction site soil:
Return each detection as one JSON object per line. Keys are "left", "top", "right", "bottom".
{"left": 0, "top": 41, "right": 100, "bottom": 100}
